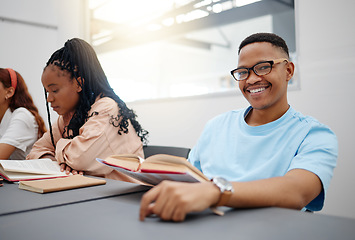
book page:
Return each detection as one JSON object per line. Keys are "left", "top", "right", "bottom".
{"left": 97, "top": 158, "right": 204, "bottom": 185}
{"left": 0, "top": 159, "right": 62, "bottom": 175}
{"left": 146, "top": 154, "right": 187, "bottom": 165}
{"left": 141, "top": 161, "right": 188, "bottom": 173}
{"left": 103, "top": 156, "right": 140, "bottom": 171}
{"left": 145, "top": 154, "right": 208, "bottom": 180}
{"left": 0, "top": 169, "right": 67, "bottom": 181}
{"left": 108, "top": 164, "right": 200, "bottom": 186}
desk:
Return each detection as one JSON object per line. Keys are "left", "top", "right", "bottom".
{"left": 1, "top": 187, "right": 355, "bottom": 240}
{"left": 0, "top": 178, "right": 149, "bottom": 216}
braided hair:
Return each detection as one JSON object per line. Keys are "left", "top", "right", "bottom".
{"left": 44, "top": 38, "right": 148, "bottom": 147}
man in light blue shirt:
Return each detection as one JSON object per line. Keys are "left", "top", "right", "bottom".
{"left": 188, "top": 106, "right": 337, "bottom": 212}
{"left": 140, "top": 33, "right": 338, "bottom": 222}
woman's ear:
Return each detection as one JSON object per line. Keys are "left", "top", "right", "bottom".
{"left": 76, "top": 77, "right": 83, "bottom": 93}
{"left": 6, "top": 87, "right": 15, "bottom": 99}
{"left": 285, "top": 61, "right": 295, "bottom": 82}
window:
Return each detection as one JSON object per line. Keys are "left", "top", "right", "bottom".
{"left": 89, "top": 0, "right": 296, "bottom": 102}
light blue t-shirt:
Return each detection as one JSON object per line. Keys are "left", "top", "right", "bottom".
{"left": 188, "top": 106, "right": 338, "bottom": 211}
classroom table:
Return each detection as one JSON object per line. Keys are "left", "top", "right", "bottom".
{"left": 1, "top": 180, "right": 355, "bottom": 240}
{"left": 0, "top": 177, "right": 149, "bottom": 216}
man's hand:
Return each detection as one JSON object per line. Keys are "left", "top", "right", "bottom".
{"left": 139, "top": 181, "right": 220, "bottom": 222}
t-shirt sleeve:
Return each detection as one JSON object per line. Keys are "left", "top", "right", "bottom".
{"left": 0, "top": 109, "right": 37, "bottom": 152}
{"left": 288, "top": 123, "right": 338, "bottom": 211}
{"left": 188, "top": 118, "right": 216, "bottom": 173}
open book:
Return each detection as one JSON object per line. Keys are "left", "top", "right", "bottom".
{"left": 0, "top": 159, "right": 69, "bottom": 182}
{"left": 97, "top": 154, "right": 209, "bottom": 186}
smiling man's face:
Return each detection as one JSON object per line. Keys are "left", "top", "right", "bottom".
{"left": 237, "top": 42, "right": 293, "bottom": 112}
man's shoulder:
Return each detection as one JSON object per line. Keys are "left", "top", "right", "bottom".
{"left": 204, "top": 108, "right": 246, "bottom": 129}
{"left": 288, "top": 108, "right": 336, "bottom": 138}
{"left": 209, "top": 108, "right": 246, "bottom": 122}
{"left": 289, "top": 108, "right": 328, "bottom": 127}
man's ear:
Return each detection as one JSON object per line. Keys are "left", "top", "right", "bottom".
{"left": 285, "top": 61, "right": 295, "bottom": 82}
{"left": 76, "top": 77, "right": 83, "bottom": 93}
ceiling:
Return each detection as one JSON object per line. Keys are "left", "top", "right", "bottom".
{"left": 90, "top": 0, "right": 294, "bottom": 53}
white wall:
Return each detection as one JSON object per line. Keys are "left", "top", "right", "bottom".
{"left": 292, "top": 0, "right": 355, "bottom": 219}
{"left": 0, "top": 0, "right": 57, "bottom": 123}
{"left": 0, "top": 0, "right": 88, "bottom": 124}
{"left": 1, "top": 0, "right": 354, "bottom": 219}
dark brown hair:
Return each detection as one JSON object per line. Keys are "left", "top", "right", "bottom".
{"left": 0, "top": 68, "right": 46, "bottom": 138}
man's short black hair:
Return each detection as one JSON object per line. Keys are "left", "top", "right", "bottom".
{"left": 238, "top": 32, "right": 289, "bottom": 58}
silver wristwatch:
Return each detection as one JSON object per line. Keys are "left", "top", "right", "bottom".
{"left": 211, "top": 177, "right": 234, "bottom": 207}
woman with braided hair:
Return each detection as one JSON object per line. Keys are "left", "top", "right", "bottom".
{"left": 27, "top": 38, "right": 148, "bottom": 181}
{"left": 0, "top": 68, "right": 46, "bottom": 159}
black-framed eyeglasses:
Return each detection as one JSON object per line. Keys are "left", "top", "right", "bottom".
{"left": 230, "top": 58, "right": 289, "bottom": 81}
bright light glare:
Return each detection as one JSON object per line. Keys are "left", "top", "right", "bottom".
{"left": 109, "top": 77, "right": 155, "bottom": 102}
{"left": 176, "top": 9, "right": 209, "bottom": 23}
{"left": 212, "top": 4, "right": 223, "bottom": 13}
{"left": 92, "top": 29, "right": 112, "bottom": 38}
{"left": 92, "top": 36, "right": 113, "bottom": 46}
{"left": 90, "top": 0, "right": 174, "bottom": 24}
{"left": 170, "top": 84, "right": 209, "bottom": 97}
{"left": 162, "top": 18, "right": 175, "bottom": 26}
{"left": 147, "top": 24, "right": 162, "bottom": 31}
{"left": 235, "top": 0, "right": 262, "bottom": 7}
{"left": 194, "top": 0, "right": 212, "bottom": 8}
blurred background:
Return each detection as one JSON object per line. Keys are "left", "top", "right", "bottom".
{"left": 1, "top": 0, "right": 355, "bottom": 219}
{"left": 88, "top": 0, "right": 296, "bottom": 101}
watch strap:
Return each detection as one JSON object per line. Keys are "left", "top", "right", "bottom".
{"left": 214, "top": 190, "right": 232, "bottom": 207}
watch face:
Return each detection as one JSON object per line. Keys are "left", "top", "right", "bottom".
{"left": 213, "top": 177, "right": 233, "bottom": 192}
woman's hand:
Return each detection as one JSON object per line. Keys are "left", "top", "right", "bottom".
{"left": 60, "top": 163, "right": 84, "bottom": 175}
{"left": 40, "top": 155, "right": 83, "bottom": 174}
{"left": 139, "top": 181, "right": 220, "bottom": 222}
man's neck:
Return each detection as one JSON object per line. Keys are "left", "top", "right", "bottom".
{"left": 245, "top": 104, "right": 290, "bottom": 126}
